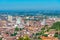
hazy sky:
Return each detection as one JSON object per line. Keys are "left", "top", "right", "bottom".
{"left": 0, "top": 0, "right": 60, "bottom": 10}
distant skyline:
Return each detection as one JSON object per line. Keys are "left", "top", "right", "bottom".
{"left": 0, "top": 0, "right": 60, "bottom": 10}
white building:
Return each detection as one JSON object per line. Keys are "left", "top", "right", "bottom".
{"left": 8, "top": 15, "right": 12, "bottom": 22}
{"left": 41, "top": 19, "right": 46, "bottom": 25}
{"left": 16, "top": 17, "right": 25, "bottom": 28}
{"left": 16, "top": 17, "right": 22, "bottom": 24}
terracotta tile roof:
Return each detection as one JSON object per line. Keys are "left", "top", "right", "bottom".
{"left": 40, "top": 36, "right": 59, "bottom": 40}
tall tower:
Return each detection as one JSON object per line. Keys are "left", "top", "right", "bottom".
{"left": 41, "top": 19, "right": 46, "bottom": 25}
{"left": 41, "top": 15, "right": 46, "bottom": 25}
{"left": 16, "top": 17, "right": 22, "bottom": 24}
{"left": 8, "top": 15, "right": 12, "bottom": 22}
{"left": 16, "top": 17, "right": 25, "bottom": 28}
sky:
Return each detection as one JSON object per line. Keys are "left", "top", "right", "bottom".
{"left": 0, "top": 0, "right": 60, "bottom": 10}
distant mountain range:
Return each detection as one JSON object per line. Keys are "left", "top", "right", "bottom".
{"left": 0, "top": 10, "right": 60, "bottom": 16}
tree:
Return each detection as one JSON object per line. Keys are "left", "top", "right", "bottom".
{"left": 51, "top": 22, "right": 60, "bottom": 31}
{"left": 20, "top": 28, "right": 24, "bottom": 31}
{"left": 36, "top": 31, "right": 44, "bottom": 36}
{"left": 54, "top": 32, "right": 58, "bottom": 37}
{"left": 0, "top": 38, "right": 2, "bottom": 40}
{"left": 6, "top": 32, "right": 9, "bottom": 34}
{"left": 41, "top": 27, "right": 45, "bottom": 30}
{"left": 54, "top": 32, "right": 60, "bottom": 39}
{"left": 42, "top": 34, "right": 48, "bottom": 37}
{"left": 11, "top": 32, "right": 17, "bottom": 36}
{"left": 18, "top": 37, "right": 24, "bottom": 40}
{"left": 58, "top": 34, "right": 60, "bottom": 39}
{"left": 15, "top": 27, "right": 19, "bottom": 31}
{"left": 11, "top": 34, "right": 14, "bottom": 36}
{"left": 14, "top": 32, "right": 17, "bottom": 36}
{"left": 38, "top": 37, "right": 42, "bottom": 40}
{"left": 23, "top": 35, "right": 31, "bottom": 40}
{"left": 18, "top": 36, "right": 31, "bottom": 40}
{"left": 44, "top": 25, "right": 48, "bottom": 27}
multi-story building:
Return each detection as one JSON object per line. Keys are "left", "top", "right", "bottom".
{"left": 8, "top": 15, "right": 12, "bottom": 22}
